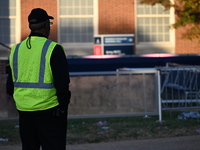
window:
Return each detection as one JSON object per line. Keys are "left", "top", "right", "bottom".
{"left": 137, "top": 2, "right": 171, "bottom": 43}
{"left": 59, "top": 0, "right": 95, "bottom": 49}
{"left": 135, "top": 0, "right": 175, "bottom": 54}
{"left": 0, "top": 0, "right": 18, "bottom": 46}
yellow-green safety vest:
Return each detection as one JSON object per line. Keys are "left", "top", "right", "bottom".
{"left": 9, "top": 36, "right": 60, "bottom": 111}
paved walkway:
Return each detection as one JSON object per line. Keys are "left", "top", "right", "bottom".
{"left": 0, "top": 135, "right": 200, "bottom": 150}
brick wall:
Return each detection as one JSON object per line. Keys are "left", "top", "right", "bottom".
{"left": 21, "top": 0, "right": 58, "bottom": 42}
{"left": 99, "top": 0, "right": 135, "bottom": 34}
{"left": 19, "top": 0, "right": 200, "bottom": 54}
{"left": 176, "top": 26, "right": 200, "bottom": 54}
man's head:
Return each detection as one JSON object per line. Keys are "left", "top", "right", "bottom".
{"left": 28, "top": 8, "right": 54, "bottom": 37}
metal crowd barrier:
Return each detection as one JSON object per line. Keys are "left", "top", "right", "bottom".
{"left": 1, "top": 66, "right": 200, "bottom": 122}
{"left": 68, "top": 70, "right": 160, "bottom": 118}
{"left": 159, "top": 66, "right": 200, "bottom": 109}
{"left": 0, "top": 70, "right": 160, "bottom": 120}
{"left": 116, "top": 68, "right": 160, "bottom": 119}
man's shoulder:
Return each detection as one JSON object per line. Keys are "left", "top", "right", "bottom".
{"left": 11, "top": 42, "right": 22, "bottom": 50}
{"left": 52, "top": 42, "right": 64, "bottom": 51}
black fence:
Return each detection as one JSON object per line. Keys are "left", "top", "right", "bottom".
{"left": 67, "top": 55, "right": 200, "bottom": 72}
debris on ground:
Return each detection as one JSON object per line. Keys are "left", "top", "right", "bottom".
{"left": 102, "top": 127, "right": 110, "bottom": 130}
{"left": 0, "top": 138, "right": 8, "bottom": 142}
{"left": 177, "top": 111, "right": 200, "bottom": 120}
{"left": 196, "top": 129, "right": 200, "bottom": 133}
{"left": 95, "top": 121, "right": 108, "bottom": 126}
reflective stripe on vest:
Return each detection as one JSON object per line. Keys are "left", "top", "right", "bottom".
{"left": 13, "top": 40, "right": 54, "bottom": 89}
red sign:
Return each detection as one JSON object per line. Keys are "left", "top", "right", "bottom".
{"left": 94, "top": 45, "right": 102, "bottom": 55}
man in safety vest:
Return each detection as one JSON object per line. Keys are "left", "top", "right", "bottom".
{"left": 6, "top": 8, "right": 71, "bottom": 150}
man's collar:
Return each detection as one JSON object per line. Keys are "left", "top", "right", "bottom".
{"left": 29, "top": 32, "right": 46, "bottom": 38}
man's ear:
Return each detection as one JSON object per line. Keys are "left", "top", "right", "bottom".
{"left": 44, "top": 22, "right": 49, "bottom": 29}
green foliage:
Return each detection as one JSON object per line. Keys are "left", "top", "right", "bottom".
{"left": 140, "top": 0, "right": 200, "bottom": 43}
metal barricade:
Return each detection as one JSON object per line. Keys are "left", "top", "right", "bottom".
{"left": 4, "top": 66, "right": 200, "bottom": 122}
{"left": 159, "top": 66, "right": 200, "bottom": 111}
{"left": 0, "top": 74, "right": 18, "bottom": 120}
{"left": 0, "top": 70, "right": 161, "bottom": 120}
{"left": 68, "top": 70, "right": 160, "bottom": 118}
{"left": 116, "top": 68, "right": 160, "bottom": 118}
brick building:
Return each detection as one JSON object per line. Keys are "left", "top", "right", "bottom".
{"left": 0, "top": 0, "right": 200, "bottom": 58}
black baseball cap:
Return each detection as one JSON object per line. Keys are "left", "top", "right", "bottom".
{"left": 28, "top": 8, "right": 54, "bottom": 24}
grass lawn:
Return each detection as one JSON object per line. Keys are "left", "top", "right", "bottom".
{"left": 0, "top": 110, "right": 200, "bottom": 146}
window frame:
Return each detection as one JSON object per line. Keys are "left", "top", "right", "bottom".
{"left": 0, "top": 0, "right": 20, "bottom": 50}
{"left": 135, "top": 0, "right": 175, "bottom": 53}
{"left": 57, "top": 0, "right": 98, "bottom": 50}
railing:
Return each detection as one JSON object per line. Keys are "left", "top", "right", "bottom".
{"left": 116, "top": 68, "right": 160, "bottom": 118}
{"left": 0, "top": 70, "right": 160, "bottom": 120}
{"left": 159, "top": 66, "right": 200, "bottom": 110}
{"left": 0, "top": 42, "right": 11, "bottom": 50}
{"left": 1, "top": 66, "right": 200, "bottom": 121}
{"left": 68, "top": 70, "right": 160, "bottom": 118}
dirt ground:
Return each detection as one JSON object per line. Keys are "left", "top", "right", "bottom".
{"left": 0, "top": 135, "right": 200, "bottom": 150}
